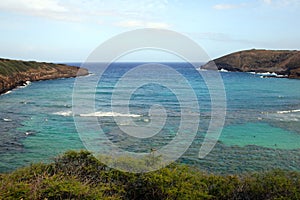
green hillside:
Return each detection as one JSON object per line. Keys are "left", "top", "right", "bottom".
{"left": 0, "top": 58, "right": 88, "bottom": 94}
{"left": 1, "top": 150, "right": 300, "bottom": 199}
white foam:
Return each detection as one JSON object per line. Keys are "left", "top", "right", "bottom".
{"left": 80, "top": 111, "right": 141, "bottom": 118}
{"left": 3, "top": 91, "right": 11, "bottom": 95}
{"left": 276, "top": 74, "right": 287, "bottom": 78}
{"left": 276, "top": 109, "right": 300, "bottom": 114}
{"left": 196, "top": 68, "right": 207, "bottom": 71}
{"left": 143, "top": 118, "right": 150, "bottom": 122}
{"left": 3, "top": 118, "right": 12, "bottom": 122}
{"left": 257, "top": 72, "right": 277, "bottom": 76}
{"left": 53, "top": 110, "right": 72, "bottom": 116}
{"left": 77, "top": 73, "right": 95, "bottom": 78}
{"left": 25, "top": 131, "right": 34, "bottom": 136}
{"left": 262, "top": 109, "right": 300, "bottom": 122}
{"left": 219, "top": 68, "right": 229, "bottom": 72}
{"left": 271, "top": 72, "right": 277, "bottom": 76}
{"left": 256, "top": 72, "right": 288, "bottom": 78}
{"left": 18, "top": 81, "right": 31, "bottom": 89}
{"left": 118, "top": 122, "right": 131, "bottom": 126}
{"left": 86, "top": 73, "right": 95, "bottom": 77}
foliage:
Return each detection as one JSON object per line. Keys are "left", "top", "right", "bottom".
{"left": 0, "top": 59, "right": 42, "bottom": 76}
{"left": 1, "top": 150, "right": 300, "bottom": 199}
{"left": 0, "top": 58, "right": 68, "bottom": 76}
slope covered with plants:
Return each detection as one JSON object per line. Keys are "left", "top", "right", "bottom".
{"left": 1, "top": 150, "right": 300, "bottom": 199}
{"left": 0, "top": 58, "right": 88, "bottom": 94}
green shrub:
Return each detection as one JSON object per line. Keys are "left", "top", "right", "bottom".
{"left": 0, "top": 181, "right": 31, "bottom": 200}
{"left": 238, "top": 170, "right": 300, "bottom": 200}
{"left": 1, "top": 150, "right": 300, "bottom": 200}
{"left": 38, "top": 174, "right": 107, "bottom": 200}
{"left": 140, "top": 165, "right": 211, "bottom": 200}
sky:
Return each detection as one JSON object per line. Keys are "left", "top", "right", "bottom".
{"left": 0, "top": 0, "right": 300, "bottom": 62}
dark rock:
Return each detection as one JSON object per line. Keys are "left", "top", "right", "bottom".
{"left": 202, "top": 49, "right": 300, "bottom": 79}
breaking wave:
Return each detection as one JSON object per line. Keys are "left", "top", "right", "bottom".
{"left": 53, "top": 111, "right": 141, "bottom": 118}
{"left": 79, "top": 111, "right": 141, "bottom": 118}
{"left": 276, "top": 109, "right": 300, "bottom": 114}
{"left": 53, "top": 110, "right": 73, "bottom": 117}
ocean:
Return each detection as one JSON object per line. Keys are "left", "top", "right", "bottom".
{"left": 0, "top": 62, "right": 300, "bottom": 174}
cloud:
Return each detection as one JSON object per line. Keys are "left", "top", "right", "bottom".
{"left": 146, "top": 22, "right": 170, "bottom": 29}
{"left": 188, "top": 32, "right": 269, "bottom": 46}
{"left": 263, "top": 0, "right": 272, "bottom": 4}
{"left": 213, "top": 3, "right": 245, "bottom": 10}
{"left": 116, "top": 20, "right": 170, "bottom": 29}
{"left": 0, "top": 0, "right": 82, "bottom": 22}
{"left": 214, "top": 0, "right": 299, "bottom": 10}
{"left": 0, "top": 0, "right": 67, "bottom": 12}
{"left": 116, "top": 20, "right": 143, "bottom": 28}
{"left": 261, "top": 0, "right": 300, "bottom": 6}
{"left": 0, "top": 0, "right": 171, "bottom": 26}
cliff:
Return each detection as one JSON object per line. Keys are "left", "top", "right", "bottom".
{"left": 202, "top": 49, "right": 300, "bottom": 78}
{"left": 0, "top": 58, "right": 88, "bottom": 94}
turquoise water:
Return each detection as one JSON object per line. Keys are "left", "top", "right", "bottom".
{"left": 0, "top": 62, "right": 300, "bottom": 174}
{"left": 220, "top": 123, "right": 300, "bottom": 149}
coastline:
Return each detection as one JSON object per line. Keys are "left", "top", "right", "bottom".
{"left": 202, "top": 49, "right": 300, "bottom": 79}
{"left": 0, "top": 58, "right": 89, "bottom": 95}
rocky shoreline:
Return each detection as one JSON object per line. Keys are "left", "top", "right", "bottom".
{"left": 202, "top": 49, "right": 300, "bottom": 79}
{"left": 0, "top": 58, "right": 88, "bottom": 94}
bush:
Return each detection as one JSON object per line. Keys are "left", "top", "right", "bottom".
{"left": 38, "top": 174, "right": 107, "bottom": 200}
{"left": 1, "top": 150, "right": 300, "bottom": 200}
{"left": 237, "top": 170, "right": 300, "bottom": 200}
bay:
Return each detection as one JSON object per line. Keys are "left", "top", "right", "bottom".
{"left": 0, "top": 62, "right": 299, "bottom": 174}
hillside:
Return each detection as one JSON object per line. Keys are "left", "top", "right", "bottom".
{"left": 0, "top": 58, "right": 88, "bottom": 94}
{"left": 1, "top": 150, "right": 300, "bottom": 199}
{"left": 202, "top": 49, "right": 300, "bottom": 78}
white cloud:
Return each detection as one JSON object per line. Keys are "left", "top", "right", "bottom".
{"left": 116, "top": 20, "right": 170, "bottom": 29}
{"left": 261, "top": 0, "right": 300, "bottom": 6}
{"left": 187, "top": 32, "right": 269, "bottom": 46}
{"left": 146, "top": 22, "right": 170, "bottom": 29}
{"left": 263, "top": 0, "right": 272, "bottom": 4}
{"left": 116, "top": 20, "right": 143, "bottom": 28}
{"left": 213, "top": 3, "right": 246, "bottom": 10}
{"left": 0, "top": 0, "right": 171, "bottom": 26}
{"left": 0, "top": 0, "right": 82, "bottom": 22}
{"left": 0, "top": 0, "right": 67, "bottom": 12}
{"left": 214, "top": 0, "right": 299, "bottom": 10}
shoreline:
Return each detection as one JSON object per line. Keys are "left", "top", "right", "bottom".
{"left": 202, "top": 49, "right": 300, "bottom": 79}
{"left": 0, "top": 58, "right": 89, "bottom": 95}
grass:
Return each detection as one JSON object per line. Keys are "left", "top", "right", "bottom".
{"left": 1, "top": 150, "right": 300, "bottom": 199}
{"left": 0, "top": 58, "right": 71, "bottom": 76}
{"left": 0, "top": 59, "right": 41, "bottom": 76}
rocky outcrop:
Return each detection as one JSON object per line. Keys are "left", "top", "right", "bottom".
{"left": 202, "top": 49, "right": 300, "bottom": 79}
{"left": 0, "top": 58, "right": 88, "bottom": 94}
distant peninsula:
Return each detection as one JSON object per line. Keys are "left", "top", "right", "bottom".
{"left": 202, "top": 49, "right": 300, "bottom": 79}
{"left": 0, "top": 58, "right": 88, "bottom": 94}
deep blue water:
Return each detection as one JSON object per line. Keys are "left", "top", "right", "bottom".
{"left": 0, "top": 62, "right": 300, "bottom": 174}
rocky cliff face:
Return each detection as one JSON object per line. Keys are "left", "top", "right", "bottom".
{"left": 202, "top": 49, "right": 300, "bottom": 79}
{"left": 0, "top": 58, "right": 89, "bottom": 94}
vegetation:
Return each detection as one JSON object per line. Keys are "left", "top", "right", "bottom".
{"left": 202, "top": 49, "right": 300, "bottom": 78}
{"left": 0, "top": 58, "right": 88, "bottom": 94}
{"left": 1, "top": 150, "right": 300, "bottom": 199}
{"left": 0, "top": 58, "right": 56, "bottom": 76}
